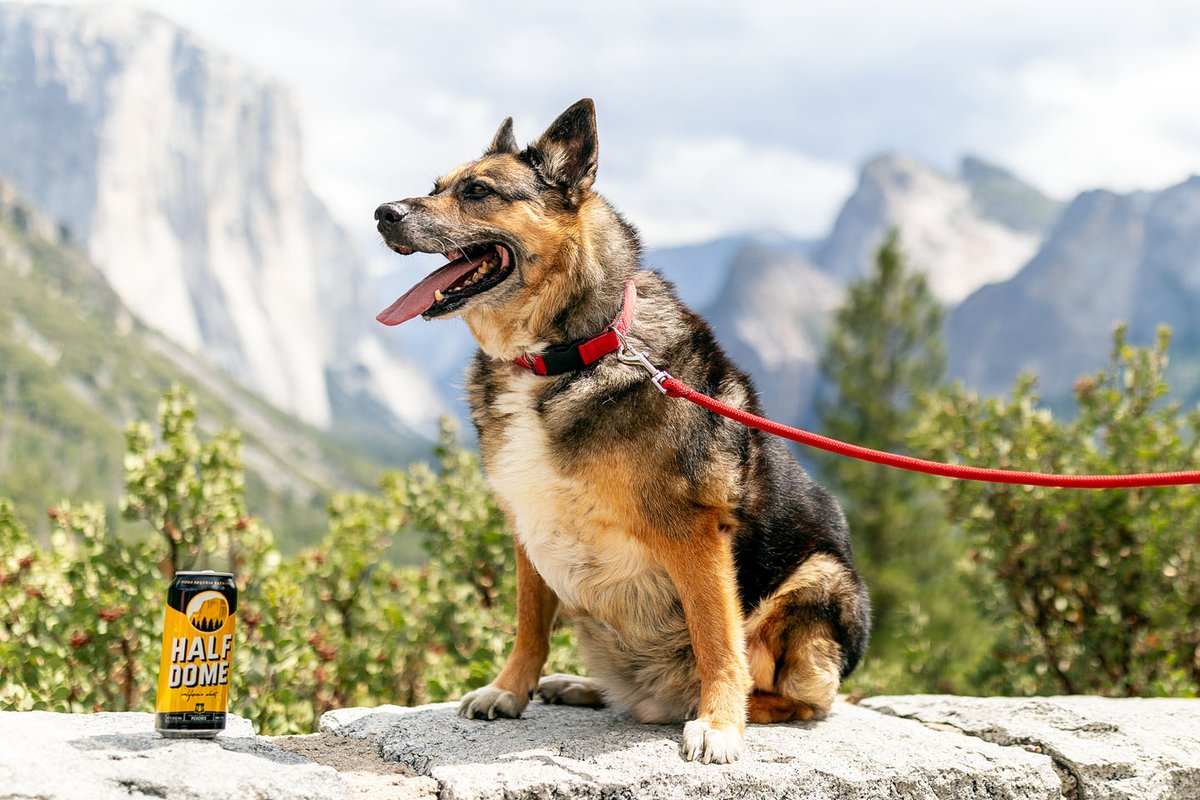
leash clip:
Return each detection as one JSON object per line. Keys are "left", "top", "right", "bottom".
{"left": 615, "top": 331, "right": 672, "bottom": 394}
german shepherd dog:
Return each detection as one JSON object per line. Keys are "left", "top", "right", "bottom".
{"left": 374, "top": 99, "right": 871, "bottom": 764}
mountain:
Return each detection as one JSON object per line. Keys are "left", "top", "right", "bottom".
{"left": 949, "top": 177, "right": 1200, "bottom": 404}
{"left": 959, "top": 156, "right": 1063, "bottom": 236}
{"left": 0, "top": 178, "right": 417, "bottom": 545}
{"left": 814, "top": 155, "right": 1059, "bottom": 303}
{"left": 679, "top": 156, "right": 1060, "bottom": 430}
{"left": 646, "top": 233, "right": 817, "bottom": 311}
{"left": 0, "top": 2, "right": 444, "bottom": 443}
{"left": 703, "top": 244, "right": 843, "bottom": 427}
{"left": 696, "top": 163, "right": 1200, "bottom": 430}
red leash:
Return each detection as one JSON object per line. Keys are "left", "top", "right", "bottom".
{"left": 582, "top": 281, "right": 1200, "bottom": 489}
{"left": 658, "top": 376, "right": 1200, "bottom": 489}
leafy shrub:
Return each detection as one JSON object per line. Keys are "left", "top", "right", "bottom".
{"left": 121, "top": 385, "right": 263, "bottom": 576}
{"left": 0, "top": 500, "right": 159, "bottom": 711}
{"left": 0, "top": 387, "right": 578, "bottom": 733}
{"left": 915, "top": 327, "right": 1200, "bottom": 695}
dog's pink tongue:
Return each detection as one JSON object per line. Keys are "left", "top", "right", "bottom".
{"left": 376, "top": 256, "right": 480, "bottom": 326}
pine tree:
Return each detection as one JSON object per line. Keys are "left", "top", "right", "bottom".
{"left": 817, "top": 231, "right": 984, "bottom": 691}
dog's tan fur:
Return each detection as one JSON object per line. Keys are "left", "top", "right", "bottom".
{"left": 375, "top": 99, "right": 871, "bottom": 763}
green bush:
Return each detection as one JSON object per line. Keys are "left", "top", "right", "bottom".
{"left": 0, "top": 387, "right": 578, "bottom": 733}
{"left": 915, "top": 326, "right": 1200, "bottom": 696}
{"left": 121, "top": 385, "right": 261, "bottom": 576}
{"left": 0, "top": 500, "right": 160, "bottom": 712}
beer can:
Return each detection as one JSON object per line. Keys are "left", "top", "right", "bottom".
{"left": 155, "top": 570, "right": 237, "bottom": 738}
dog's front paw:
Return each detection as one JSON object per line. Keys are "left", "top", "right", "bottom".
{"left": 681, "top": 718, "right": 744, "bottom": 764}
{"left": 457, "top": 684, "right": 528, "bottom": 720}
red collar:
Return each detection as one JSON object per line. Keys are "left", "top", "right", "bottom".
{"left": 513, "top": 279, "right": 637, "bottom": 376}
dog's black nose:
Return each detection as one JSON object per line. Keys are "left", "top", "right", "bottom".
{"left": 374, "top": 202, "right": 407, "bottom": 225}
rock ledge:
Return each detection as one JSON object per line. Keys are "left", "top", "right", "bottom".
{"left": 2, "top": 696, "right": 1196, "bottom": 799}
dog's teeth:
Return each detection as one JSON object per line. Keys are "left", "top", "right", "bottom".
{"left": 479, "top": 263, "right": 491, "bottom": 274}
{"left": 434, "top": 289, "right": 444, "bottom": 302}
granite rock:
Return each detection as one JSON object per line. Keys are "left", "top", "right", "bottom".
{"left": 6, "top": 696, "right": 1198, "bottom": 800}
{"left": 861, "top": 695, "right": 1200, "bottom": 800}
{"left": 320, "top": 700, "right": 1061, "bottom": 800}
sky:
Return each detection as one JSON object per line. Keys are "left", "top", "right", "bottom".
{"left": 76, "top": 0, "right": 1200, "bottom": 265}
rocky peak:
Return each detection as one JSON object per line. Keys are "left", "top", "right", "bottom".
{"left": 0, "top": 3, "right": 443, "bottom": 436}
{"left": 704, "top": 243, "right": 843, "bottom": 426}
{"left": 814, "top": 154, "right": 1049, "bottom": 304}
{"left": 946, "top": 176, "right": 1200, "bottom": 404}
{"left": 0, "top": 177, "right": 68, "bottom": 249}
{"left": 959, "top": 155, "right": 1062, "bottom": 235}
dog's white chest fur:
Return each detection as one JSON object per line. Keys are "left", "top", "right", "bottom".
{"left": 486, "top": 375, "right": 674, "bottom": 618}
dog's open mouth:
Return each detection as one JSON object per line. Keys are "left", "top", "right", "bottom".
{"left": 376, "top": 243, "right": 514, "bottom": 325}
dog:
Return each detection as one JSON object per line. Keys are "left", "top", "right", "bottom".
{"left": 374, "top": 99, "right": 871, "bottom": 764}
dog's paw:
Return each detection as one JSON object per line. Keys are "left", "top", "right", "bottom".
{"left": 536, "top": 674, "right": 606, "bottom": 707}
{"left": 681, "top": 718, "right": 744, "bottom": 764}
{"left": 457, "top": 685, "right": 527, "bottom": 720}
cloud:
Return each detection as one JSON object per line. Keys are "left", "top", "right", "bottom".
{"left": 995, "top": 39, "right": 1200, "bottom": 196}
{"left": 604, "top": 137, "right": 854, "bottom": 245}
{"left": 69, "top": 0, "right": 1200, "bottom": 249}
{"left": 304, "top": 95, "right": 501, "bottom": 228}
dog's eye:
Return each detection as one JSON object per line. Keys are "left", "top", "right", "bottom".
{"left": 464, "top": 182, "right": 494, "bottom": 199}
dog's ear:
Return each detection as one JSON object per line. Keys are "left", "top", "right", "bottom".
{"left": 485, "top": 116, "right": 518, "bottom": 156}
{"left": 527, "top": 98, "right": 598, "bottom": 196}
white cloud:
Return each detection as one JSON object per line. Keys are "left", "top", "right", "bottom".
{"left": 303, "top": 95, "right": 501, "bottom": 229}
{"left": 996, "top": 41, "right": 1200, "bottom": 196}
{"left": 60, "top": 0, "right": 1200, "bottom": 249}
{"left": 605, "top": 137, "right": 854, "bottom": 246}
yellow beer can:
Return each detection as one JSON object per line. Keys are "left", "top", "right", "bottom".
{"left": 154, "top": 570, "right": 237, "bottom": 738}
